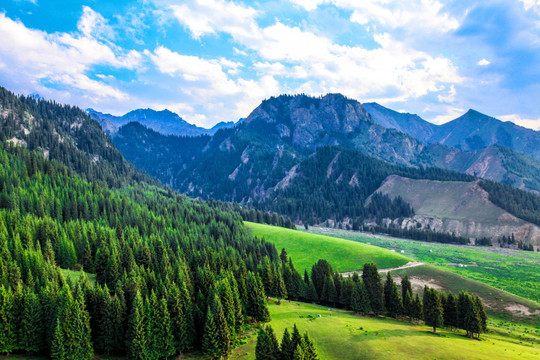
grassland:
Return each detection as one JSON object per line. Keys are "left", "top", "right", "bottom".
{"left": 230, "top": 300, "right": 540, "bottom": 360}
{"left": 60, "top": 268, "right": 97, "bottom": 286}
{"left": 307, "top": 227, "right": 540, "bottom": 304}
{"left": 245, "top": 222, "right": 409, "bottom": 273}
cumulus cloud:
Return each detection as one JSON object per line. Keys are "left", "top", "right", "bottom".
{"left": 146, "top": 46, "right": 280, "bottom": 127}
{"left": 165, "top": 0, "right": 462, "bottom": 105}
{"left": 498, "top": 114, "right": 540, "bottom": 130}
{"left": 477, "top": 58, "right": 490, "bottom": 66}
{"left": 0, "top": 11, "right": 140, "bottom": 103}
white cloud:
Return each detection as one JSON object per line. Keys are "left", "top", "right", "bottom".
{"left": 146, "top": 46, "right": 280, "bottom": 126}
{"left": 169, "top": 0, "right": 259, "bottom": 41}
{"left": 165, "top": 0, "right": 462, "bottom": 106}
{"left": 77, "top": 6, "right": 115, "bottom": 40}
{"left": 438, "top": 85, "right": 456, "bottom": 103}
{"left": 431, "top": 106, "right": 465, "bottom": 124}
{"left": 290, "top": 0, "right": 327, "bottom": 11}
{"left": 477, "top": 58, "right": 490, "bottom": 66}
{"left": 0, "top": 11, "right": 141, "bottom": 103}
{"left": 289, "top": 0, "right": 459, "bottom": 33}
{"left": 520, "top": 0, "right": 540, "bottom": 11}
{"left": 498, "top": 114, "right": 540, "bottom": 130}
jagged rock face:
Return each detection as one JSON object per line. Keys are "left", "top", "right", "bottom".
{"left": 244, "top": 94, "right": 373, "bottom": 150}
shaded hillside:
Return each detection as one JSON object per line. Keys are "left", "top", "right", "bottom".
{"left": 363, "top": 102, "right": 436, "bottom": 142}
{"left": 0, "top": 86, "right": 151, "bottom": 187}
{"left": 260, "top": 146, "right": 471, "bottom": 226}
{"left": 420, "top": 143, "right": 540, "bottom": 192}
{"left": 372, "top": 175, "right": 540, "bottom": 244}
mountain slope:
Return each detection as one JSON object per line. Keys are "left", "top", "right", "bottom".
{"left": 366, "top": 103, "right": 540, "bottom": 162}
{"left": 363, "top": 102, "right": 437, "bottom": 142}
{"left": 373, "top": 175, "right": 540, "bottom": 245}
{"left": 88, "top": 107, "right": 236, "bottom": 136}
{"left": 0, "top": 86, "right": 151, "bottom": 187}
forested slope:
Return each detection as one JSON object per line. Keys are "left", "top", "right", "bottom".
{"left": 0, "top": 142, "right": 295, "bottom": 358}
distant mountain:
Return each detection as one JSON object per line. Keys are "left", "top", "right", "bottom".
{"left": 363, "top": 102, "right": 436, "bottom": 142}
{"left": 87, "top": 108, "right": 237, "bottom": 137}
{"left": 366, "top": 103, "right": 540, "bottom": 161}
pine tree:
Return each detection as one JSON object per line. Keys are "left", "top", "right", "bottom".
{"left": 280, "top": 328, "right": 294, "bottom": 360}
{"left": 473, "top": 295, "right": 488, "bottom": 334}
{"left": 50, "top": 318, "right": 66, "bottom": 360}
{"left": 0, "top": 285, "right": 16, "bottom": 354}
{"left": 19, "top": 290, "right": 44, "bottom": 353}
{"left": 301, "top": 333, "right": 318, "bottom": 360}
{"left": 362, "top": 263, "right": 384, "bottom": 314}
{"left": 202, "top": 294, "right": 230, "bottom": 359}
{"left": 423, "top": 287, "right": 443, "bottom": 333}
{"left": 292, "top": 344, "right": 305, "bottom": 360}
{"left": 411, "top": 293, "right": 423, "bottom": 322}
{"left": 383, "top": 272, "right": 402, "bottom": 318}
{"left": 290, "top": 324, "right": 302, "bottom": 351}
{"left": 126, "top": 291, "right": 146, "bottom": 360}
{"left": 247, "top": 272, "right": 270, "bottom": 322}
{"left": 458, "top": 292, "right": 481, "bottom": 338}
{"left": 402, "top": 290, "right": 413, "bottom": 319}
{"left": 168, "top": 282, "right": 195, "bottom": 353}
{"left": 443, "top": 292, "right": 458, "bottom": 329}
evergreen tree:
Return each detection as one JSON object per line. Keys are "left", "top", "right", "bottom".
{"left": 126, "top": 291, "right": 146, "bottom": 360}
{"left": 383, "top": 272, "right": 402, "bottom": 318}
{"left": 423, "top": 287, "right": 443, "bottom": 333}
{"left": 302, "top": 333, "right": 318, "bottom": 360}
{"left": 443, "top": 292, "right": 458, "bottom": 329}
{"left": 411, "top": 293, "right": 423, "bottom": 322}
{"left": 474, "top": 295, "right": 488, "bottom": 334}
{"left": 202, "top": 294, "right": 230, "bottom": 359}
{"left": 402, "top": 290, "right": 413, "bottom": 319}
{"left": 0, "top": 285, "right": 16, "bottom": 354}
{"left": 19, "top": 290, "right": 44, "bottom": 353}
{"left": 247, "top": 272, "right": 270, "bottom": 322}
{"left": 280, "top": 328, "right": 294, "bottom": 360}
{"left": 362, "top": 263, "right": 384, "bottom": 314}
{"left": 50, "top": 318, "right": 66, "bottom": 360}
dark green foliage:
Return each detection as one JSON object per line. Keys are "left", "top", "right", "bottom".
{"left": 350, "top": 281, "right": 372, "bottom": 315}
{"left": 255, "top": 325, "right": 281, "bottom": 360}
{"left": 362, "top": 263, "right": 384, "bottom": 314}
{"left": 480, "top": 179, "right": 540, "bottom": 226}
{"left": 126, "top": 291, "right": 146, "bottom": 360}
{"left": 457, "top": 291, "right": 487, "bottom": 339}
{"left": 247, "top": 272, "right": 271, "bottom": 322}
{"left": 383, "top": 272, "right": 402, "bottom": 318}
{"left": 423, "top": 287, "right": 443, "bottom": 333}
{"left": 411, "top": 293, "right": 423, "bottom": 322}
{"left": 202, "top": 295, "right": 230, "bottom": 359}
{"left": 310, "top": 259, "right": 333, "bottom": 299}
{"left": 443, "top": 292, "right": 458, "bottom": 329}
{"left": 0, "top": 285, "right": 16, "bottom": 354}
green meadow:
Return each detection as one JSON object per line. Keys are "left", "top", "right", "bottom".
{"left": 245, "top": 222, "right": 409, "bottom": 273}
{"left": 231, "top": 300, "right": 540, "bottom": 360}
{"left": 307, "top": 227, "right": 540, "bottom": 304}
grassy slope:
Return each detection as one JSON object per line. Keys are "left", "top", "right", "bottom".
{"left": 231, "top": 300, "right": 540, "bottom": 360}
{"left": 375, "top": 175, "right": 506, "bottom": 223}
{"left": 308, "top": 227, "right": 540, "bottom": 304}
{"left": 245, "top": 222, "right": 409, "bottom": 273}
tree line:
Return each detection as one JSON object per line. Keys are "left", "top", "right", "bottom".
{"left": 275, "top": 258, "right": 488, "bottom": 339}
{"left": 256, "top": 324, "right": 318, "bottom": 360}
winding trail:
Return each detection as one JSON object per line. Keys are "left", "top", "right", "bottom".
{"left": 340, "top": 261, "right": 424, "bottom": 277}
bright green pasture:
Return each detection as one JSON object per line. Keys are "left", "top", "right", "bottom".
{"left": 245, "top": 222, "right": 409, "bottom": 273}
{"left": 307, "top": 227, "right": 540, "bottom": 304}
{"left": 231, "top": 300, "right": 540, "bottom": 360}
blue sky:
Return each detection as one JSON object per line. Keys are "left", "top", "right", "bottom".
{"left": 1, "top": 0, "right": 540, "bottom": 129}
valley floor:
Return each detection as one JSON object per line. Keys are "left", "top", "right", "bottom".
{"left": 231, "top": 300, "right": 540, "bottom": 360}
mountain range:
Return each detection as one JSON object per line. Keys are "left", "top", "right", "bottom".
{"left": 106, "top": 93, "right": 540, "bottom": 245}
{"left": 87, "top": 108, "right": 238, "bottom": 137}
